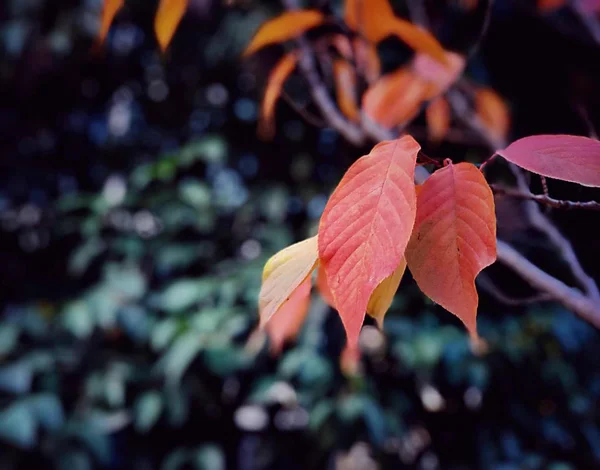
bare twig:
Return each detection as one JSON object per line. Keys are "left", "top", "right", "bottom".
{"left": 477, "top": 273, "right": 553, "bottom": 306}
{"left": 491, "top": 184, "right": 600, "bottom": 211}
{"left": 570, "top": 0, "right": 600, "bottom": 44}
{"left": 279, "top": 0, "right": 600, "bottom": 328}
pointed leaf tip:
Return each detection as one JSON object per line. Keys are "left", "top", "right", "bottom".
{"left": 154, "top": 0, "right": 188, "bottom": 52}
{"left": 243, "top": 10, "right": 325, "bottom": 57}
{"left": 405, "top": 162, "right": 496, "bottom": 338}
{"left": 498, "top": 134, "right": 600, "bottom": 188}
{"left": 98, "top": 0, "right": 124, "bottom": 46}
{"left": 318, "top": 136, "right": 420, "bottom": 347}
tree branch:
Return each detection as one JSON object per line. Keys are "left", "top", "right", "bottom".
{"left": 491, "top": 184, "right": 600, "bottom": 212}
{"left": 279, "top": 0, "right": 600, "bottom": 328}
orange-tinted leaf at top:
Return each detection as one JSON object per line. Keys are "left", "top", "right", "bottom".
{"left": 363, "top": 67, "right": 432, "bottom": 129}
{"left": 405, "top": 162, "right": 496, "bottom": 339}
{"left": 475, "top": 88, "right": 510, "bottom": 142}
{"left": 426, "top": 97, "right": 451, "bottom": 143}
{"left": 333, "top": 59, "right": 359, "bottom": 121}
{"left": 265, "top": 277, "right": 312, "bottom": 354}
{"left": 258, "top": 52, "right": 298, "bottom": 140}
{"left": 498, "top": 135, "right": 600, "bottom": 187}
{"left": 366, "top": 258, "right": 407, "bottom": 328}
{"left": 98, "top": 0, "right": 124, "bottom": 46}
{"left": 243, "top": 11, "right": 324, "bottom": 57}
{"left": 344, "top": 0, "right": 447, "bottom": 65}
{"left": 318, "top": 137, "right": 420, "bottom": 348}
{"left": 259, "top": 236, "right": 318, "bottom": 327}
{"left": 154, "top": 0, "right": 188, "bottom": 52}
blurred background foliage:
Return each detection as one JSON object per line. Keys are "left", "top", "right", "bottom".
{"left": 1, "top": 0, "right": 600, "bottom": 469}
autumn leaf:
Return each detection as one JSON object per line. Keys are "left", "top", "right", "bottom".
{"left": 154, "top": 0, "right": 188, "bottom": 52}
{"left": 366, "top": 258, "right": 407, "bottom": 328}
{"left": 258, "top": 52, "right": 298, "bottom": 140}
{"left": 243, "top": 10, "right": 325, "bottom": 57}
{"left": 340, "top": 342, "right": 361, "bottom": 375}
{"left": 333, "top": 59, "right": 360, "bottom": 121}
{"left": 353, "top": 38, "right": 381, "bottom": 83}
{"left": 475, "top": 88, "right": 510, "bottom": 142}
{"left": 412, "top": 52, "right": 466, "bottom": 99}
{"left": 498, "top": 135, "right": 600, "bottom": 187}
{"left": 426, "top": 97, "right": 451, "bottom": 142}
{"left": 318, "top": 137, "right": 420, "bottom": 348}
{"left": 98, "top": 0, "right": 124, "bottom": 46}
{"left": 265, "top": 277, "right": 312, "bottom": 354}
{"left": 405, "top": 162, "right": 497, "bottom": 339}
{"left": 316, "top": 263, "right": 335, "bottom": 309}
{"left": 344, "top": 0, "right": 447, "bottom": 65}
{"left": 259, "top": 236, "right": 318, "bottom": 327}
{"left": 363, "top": 67, "right": 432, "bottom": 129}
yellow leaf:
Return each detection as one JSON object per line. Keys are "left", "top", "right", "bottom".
{"left": 154, "top": 0, "right": 188, "bottom": 52}
{"left": 243, "top": 10, "right": 325, "bottom": 57}
{"left": 259, "top": 52, "right": 298, "bottom": 140}
{"left": 366, "top": 258, "right": 407, "bottom": 328}
{"left": 259, "top": 236, "right": 318, "bottom": 327}
{"left": 333, "top": 59, "right": 359, "bottom": 121}
{"left": 475, "top": 88, "right": 510, "bottom": 142}
{"left": 98, "top": 0, "right": 124, "bottom": 46}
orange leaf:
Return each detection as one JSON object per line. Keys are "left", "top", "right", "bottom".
{"left": 154, "top": 0, "right": 188, "bottom": 52}
{"left": 362, "top": 67, "right": 431, "bottom": 129}
{"left": 475, "top": 88, "right": 510, "bottom": 142}
{"left": 316, "top": 263, "right": 335, "bottom": 308}
{"left": 318, "top": 137, "right": 420, "bottom": 348}
{"left": 366, "top": 258, "right": 407, "bottom": 328}
{"left": 259, "top": 52, "right": 298, "bottom": 140}
{"left": 98, "top": 0, "right": 124, "bottom": 46}
{"left": 259, "top": 236, "right": 318, "bottom": 327}
{"left": 344, "top": 0, "right": 447, "bottom": 65}
{"left": 333, "top": 59, "right": 360, "bottom": 121}
{"left": 426, "top": 97, "right": 451, "bottom": 142}
{"left": 243, "top": 10, "right": 325, "bottom": 57}
{"left": 265, "top": 277, "right": 312, "bottom": 354}
{"left": 405, "top": 162, "right": 496, "bottom": 339}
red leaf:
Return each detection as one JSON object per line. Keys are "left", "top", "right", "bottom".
{"left": 405, "top": 162, "right": 497, "bottom": 339}
{"left": 265, "top": 277, "right": 312, "bottom": 354}
{"left": 243, "top": 11, "right": 324, "bottom": 57}
{"left": 318, "top": 137, "right": 420, "bottom": 347}
{"left": 98, "top": 0, "right": 124, "bottom": 46}
{"left": 333, "top": 59, "right": 359, "bottom": 121}
{"left": 498, "top": 135, "right": 600, "bottom": 187}
{"left": 154, "top": 0, "right": 188, "bottom": 52}
{"left": 259, "top": 236, "right": 318, "bottom": 327}
{"left": 316, "top": 263, "right": 335, "bottom": 309}
{"left": 258, "top": 52, "right": 298, "bottom": 140}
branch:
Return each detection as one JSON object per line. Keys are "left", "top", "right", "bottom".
{"left": 279, "top": 0, "right": 600, "bottom": 328}
{"left": 491, "top": 184, "right": 600, "bottom": 211}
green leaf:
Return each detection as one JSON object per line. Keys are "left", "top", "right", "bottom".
{"left": 0, "top": 401, "right": 37, "bottom": 448}
{"left": 135, "top": 391, "right": 163, "bottom": 433}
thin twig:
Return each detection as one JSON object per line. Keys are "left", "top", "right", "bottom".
{"left": 477, "top": 273, "right": 553, "bottom": 306}
{"left": 281, "top": 90, "right": 328, "bottom": 128}
{"left": 491, "top": 184, "right": 600, "bottom": 211}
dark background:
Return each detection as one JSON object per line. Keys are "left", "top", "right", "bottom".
{"left": 1, "top": 0, "right": 600, "bottom": 469}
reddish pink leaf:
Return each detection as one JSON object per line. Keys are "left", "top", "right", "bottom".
{"left": 498, "top": 135, "right": 600, "bottom": 187}
{"left": 316, "top": 263, "right": 335, "bottom": 309}
{"left": 265, "top": 277, "right": 312, "bottom": 354}
{"left": 243, "top": 11, "right": 324, "bottom": 57}
{"left": 340, "top": 342, "right": 361, "bottom": 375}
{"left": 318, "top": 137, "right": 420, "bottom": 348}
{"left": 405, "top": 162, "right": 496, "bottom": 339}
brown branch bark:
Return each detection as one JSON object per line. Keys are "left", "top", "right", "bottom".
{"left": 491, "top": 184, "right": 600, "bottom": 212}
{"left": 279, "top": 0, "right": 600, "bottom": 328}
